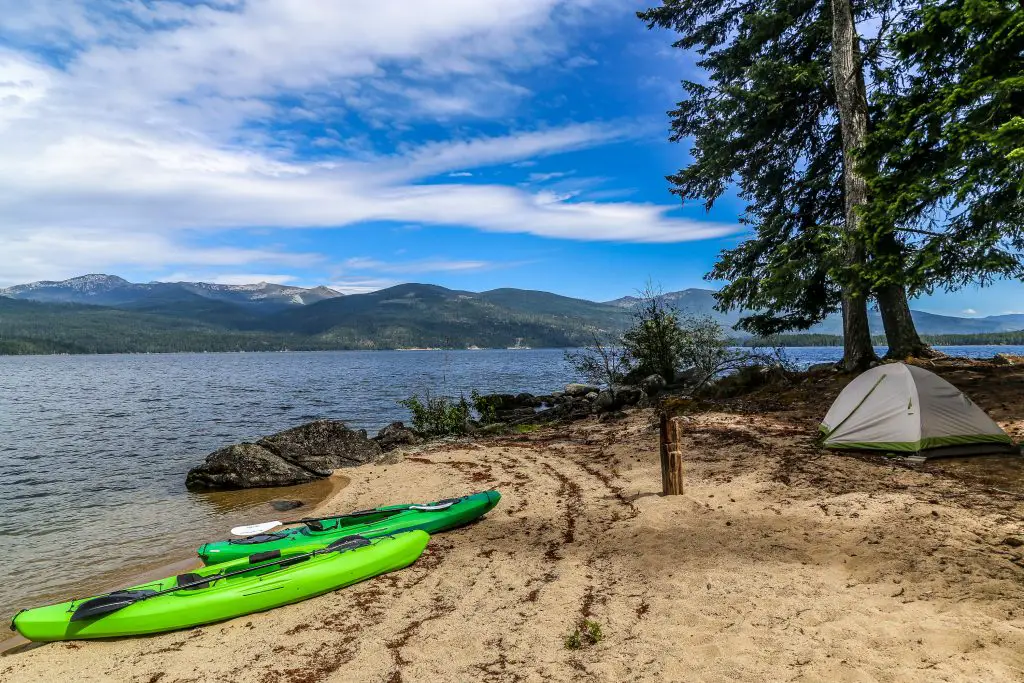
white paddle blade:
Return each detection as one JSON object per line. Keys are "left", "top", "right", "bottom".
{"left": 408, "top": 502, "right": 455, "bottom": 511}
{"left": 230, "top": 521, "right": 282, "bottom": 536}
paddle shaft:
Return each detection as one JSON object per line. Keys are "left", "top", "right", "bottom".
{"left": 282, "top": 497, "right": 463, "bottom": 526}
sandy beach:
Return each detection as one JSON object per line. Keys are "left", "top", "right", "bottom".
{"left": 3, "top": 361, "right": 1024, "bottom": 682}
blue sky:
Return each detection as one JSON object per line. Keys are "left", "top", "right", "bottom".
{"left": 0, "top": 0, "right": 1018, "bottom": 315}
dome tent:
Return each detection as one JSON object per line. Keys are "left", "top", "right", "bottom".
{"left": 820, "top": 363, "right": 1017, "bottom": 459}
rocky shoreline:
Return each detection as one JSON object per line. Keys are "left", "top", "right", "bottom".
{"left": 185, "top": 377, "right": 671, "bottom": 490}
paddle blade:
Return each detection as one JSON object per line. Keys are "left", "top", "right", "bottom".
{"left": 70, "top": 590, "right": 157, "bottom": 622}
{"left": 230, "top": 521, "right": 282, "bottom": 536}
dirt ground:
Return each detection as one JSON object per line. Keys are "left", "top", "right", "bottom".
{"left": 3, "top": 358, "right": 1024, "bottom": 682}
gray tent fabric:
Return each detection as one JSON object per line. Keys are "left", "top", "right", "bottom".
{"left": 821, "top": 363, "right": 1017, "bottom": 458}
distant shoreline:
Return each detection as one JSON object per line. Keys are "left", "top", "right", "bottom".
{"left": 3, "top": 341, "right": 1024, "bottom": 358}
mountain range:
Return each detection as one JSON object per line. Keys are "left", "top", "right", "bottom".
{"left": 0, "top": 274, "right": 1021, "bottom": 354}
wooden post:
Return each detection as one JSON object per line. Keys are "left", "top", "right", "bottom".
{"left": 659, "top": 412, "right": 685, "bottom": 495}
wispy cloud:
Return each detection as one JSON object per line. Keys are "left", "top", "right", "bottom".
{"left": 528, "top": 171, "right": 569, "bottom": 182}
{"left": 327, "top": 277, "right": 400, "bottom": 295}
{"left": 341, "top": 257, "right": 516, "bottom": 275}
{"left": 156, "top": 272, "right": 302, "bottom": 286}
{"left": 564, "top": 55, "right": 598, "bottom": 68}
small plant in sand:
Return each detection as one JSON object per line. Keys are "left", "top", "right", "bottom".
{"left": 398, "top": 392, "right": 472, "bottom": 437}
{"left": 564, "top": 619, "right": 603, "bottom": 650}
{"left": 513, "top": 423, "right": 541, "bottom": 434}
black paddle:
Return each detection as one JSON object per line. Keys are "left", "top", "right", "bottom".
{"left": 70, "top": 535, "right": 373, "bottom": 622}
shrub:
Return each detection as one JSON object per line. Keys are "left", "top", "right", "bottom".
{"left": 398, "top": 392, "right": 472, "bottom": 437}
{"left": 564, "top": 334, "right": 631, "bottom": 390}
{"left": 621, "top": 286, "right": 686, "bottom": 383}
{"left": 469, "top": 390, "right": 500, "bottom": 424}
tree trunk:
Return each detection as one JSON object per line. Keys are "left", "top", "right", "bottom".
{"left": 830, "top": 0, "right": 879, "bottom": 372}
{"left": 875, "top": 282, "right": 941, "bottom": 359}
{"left": 873, "top": 233, "right": 937, "bottom": 359}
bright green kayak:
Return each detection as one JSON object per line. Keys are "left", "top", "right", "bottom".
{"left": 197, "top": 489, "right": 499, "bottom": 565}
{"left": 11, "top": 531, "right": 429, "bottom": 642}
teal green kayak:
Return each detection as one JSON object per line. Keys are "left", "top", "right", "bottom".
{"left": 12, "top": 531, "right": 429, "bottom": 642}
{"left": 198, "top": 489, "right": 499, "bottom": 565}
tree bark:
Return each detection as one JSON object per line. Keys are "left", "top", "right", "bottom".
{"left": 875, "top": 281, "right": 941, "bottom": 359}
{"left": 873, "top": 234, "right": 937, "bottom": 359}
{"left": 830, "top": 0, "right": 879, "bottom": 372}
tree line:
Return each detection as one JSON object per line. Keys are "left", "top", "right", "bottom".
{"left": 640, "top": 0, "right": 1022, "bottom": 370}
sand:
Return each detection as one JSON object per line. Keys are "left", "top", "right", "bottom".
{"left": 3, "top": 363, "right": 1024, "bottom": 682}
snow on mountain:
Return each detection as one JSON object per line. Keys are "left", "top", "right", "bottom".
{"left": 0, "top": 275, "right": 342, "bottom": 310}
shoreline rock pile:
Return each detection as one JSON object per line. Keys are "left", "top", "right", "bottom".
{"left": 185, "top": 376, "right": 668, "bottom": 491}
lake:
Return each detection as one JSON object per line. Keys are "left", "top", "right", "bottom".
{"left": 0, "top": 345, "right": 1019, "bottom": 622}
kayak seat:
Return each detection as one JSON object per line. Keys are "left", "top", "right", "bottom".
{"left": 175, "top": 573, "right": 214, "bottom": 590}
{"left": 228, "top": 532, "right": 290, "bottom": 545}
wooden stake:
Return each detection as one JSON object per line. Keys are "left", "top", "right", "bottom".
{"left": 659, "top": 413, "right": 685, "bottom": 495}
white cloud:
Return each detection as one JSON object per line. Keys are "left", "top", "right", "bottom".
{"left": 962, "top": 308, "right": 978, "bottom": 315}
{"left": 448, "top": 172, "right": 474, "bottom": 177}
{"left": 564, "top": 55, "right": 598, "bottom": 68}
{"left": 155, "top": 272, "right": 301, "bottom": 286}
{"left": 528, "top": 171, "right": 569, "bottom": 182}
{"left": 328, "top": 277, "right": 399, "bottom": 294}
{"left": 341, "top": 257, "right": 508, "bottom": 274}
{"left": 208, "top": 273, "right": 301, "bottom": 286}
{"left": 0, "top": 226, "right": 321, "bottom": 286}
{"left": 0, "top": 1, "right": 742, "bottom": 283}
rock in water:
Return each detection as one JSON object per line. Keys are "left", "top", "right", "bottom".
{"left": 186, "top": 420, "right": 383, "bottom": 491}
{"left": 373, "top": 422, "right": 422, "bottom": 451}
{"left": 258, "top": 420, "right": 382, "bottom": 474}
{"left": 270, "top": 499, "right": 305, "bottom": 512}
{"left": 185, "top": 443, "right": 321, "bottom": 490}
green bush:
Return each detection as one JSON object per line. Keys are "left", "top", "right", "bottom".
{"left": 398, "top": 393, "right": 472, "bottom": 437}
{"left": 469, "top": 390, "right": 500, "bottom": 424}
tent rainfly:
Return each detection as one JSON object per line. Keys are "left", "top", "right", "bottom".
{"left": 820, "top": 363, "right": 1018, "bottom": 458}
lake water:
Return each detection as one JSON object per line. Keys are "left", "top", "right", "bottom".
{"left": 0, "top": 345, "right": 1020, "bottom": 624}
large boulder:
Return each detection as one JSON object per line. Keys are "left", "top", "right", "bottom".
{"left": 373, "top": 421, "right": 422, "bottom": 452}
{"left": 186, "top": 420, "right": 383, "bottom": 491}
{"left": 639, "top": 374, "right": 667, "bottom": 395}
{"left": 594, "top": 390, "right": 618, "bottom": 412}
{"left": 594, "top": 386, "right": 644, "bottom": 413}
{"left": 185, "top": 443, "right": 321, "bottom": 490}
{"left": 258, "top": 420, "right": 382, "bottom": 474}
{"left": 565, "top": 383, "right": 601, "bottom": 397}
{"left": 615, "top": 386, "right": 644, "bottom": 406}
{"left": 515, "top": 392, "right": 541, "bottom": 407}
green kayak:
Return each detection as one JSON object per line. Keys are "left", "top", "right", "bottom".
{"left": 11, "top": 531, "right": 429, "bottom": 642}
{"left": 198, "top": 489, "right": 499, "bottom": 565}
